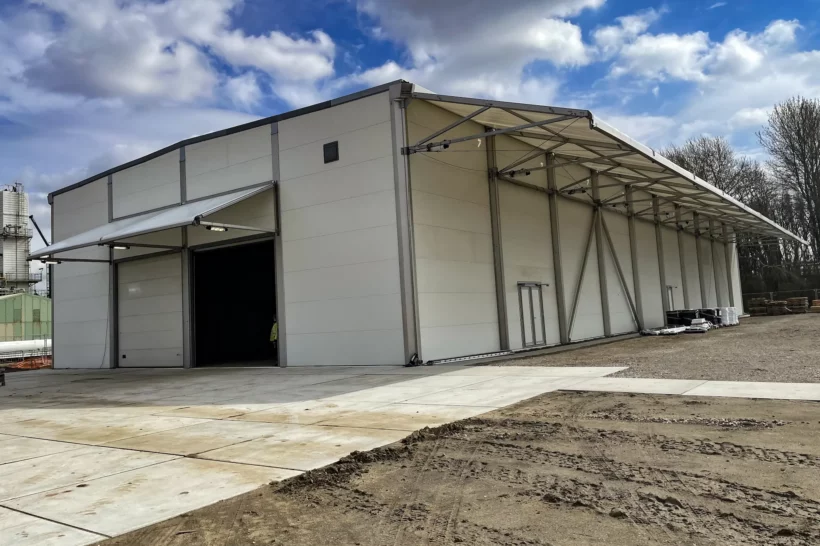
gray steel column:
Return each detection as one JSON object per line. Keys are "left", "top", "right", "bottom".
{"left": 181, "top": 240, "right": 192, "bottom": 369}
{"left": 50, "top": 201, "right": 55, "bottom": 366}
{"left": 676, "top": 206, "right": 690, "bottom": 309}
{"left": 390, "top": 88, "right": 419, "bottom": 363}
{"left": 546, "top": 153, "right": 569, "bottom": 344}
{"left": 591, "top": 172, "right": 611, "bottom": 337}
{"left": 107, "top": 175, "right": 114, "bottom": 222}
{"left": 180, "top": 146, "right": 187, "bottom": 204}
{"left": 108, "top": 249, "right": 118, "bottom": 368}
{"left": 722, "top": 223, "right": 735, "bottom": 307}
{"left": 271, "top": 122, "right": 286, "bottom": 367}
{"left": 709, "top": 219, "right": 723, "bottom": 306}
{"left": 486, "top": 133, "right": 509, "bottom": 350}
{"left": 626, "top": 185, "right": 644, "bottom": 330}
{"left": 694, "top": 212, "right": 708, "bottom": 307}
{"left": 653, "top": 197, "right": 670, "bottom": 325}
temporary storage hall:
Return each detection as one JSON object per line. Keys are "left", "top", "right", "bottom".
{"left": 32, "top": 80, "right": 805, "bottom": 369}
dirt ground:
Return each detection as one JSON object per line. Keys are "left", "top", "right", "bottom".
{"left": 507, "top": 314, "right": 820, "bottom": 382}
{"left": 103, "top": 391, "right": 820, "bottom": 546}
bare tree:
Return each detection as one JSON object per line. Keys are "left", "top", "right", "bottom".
{"left": 759, "top": 97, "right": 820, "bottom": 259}
{"left": 661, "top": 136, "right": 753, "bottom": 197}
{"left": 662, "top": 133, "right": 815, "bottom": 293}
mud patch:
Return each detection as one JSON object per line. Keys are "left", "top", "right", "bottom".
{"left": 100, "top": 392, "right": 820, "bottom": 546}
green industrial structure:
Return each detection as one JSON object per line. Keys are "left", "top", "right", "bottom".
{"left": 0, "top": 293, "right": 51, "bottom": 341}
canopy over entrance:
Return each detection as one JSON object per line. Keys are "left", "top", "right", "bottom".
{"left": 31, "top": 184, "right": 275, "bottom": 262}
{"left": 405, "top": 90, "right": 805, "bottom": 245}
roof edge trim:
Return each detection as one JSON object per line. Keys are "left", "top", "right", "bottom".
{"left": 588, "top": 115, "right": 808, "bottom": 245}
{"left": 49, "top": 80, "right": 405, "bottom": 201}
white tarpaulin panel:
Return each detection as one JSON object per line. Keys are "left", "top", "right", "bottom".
{"left": 31, "top": 184, "right": 274, "bottom": 259}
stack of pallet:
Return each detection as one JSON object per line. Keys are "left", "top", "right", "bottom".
{"left": 787, "top": 297, "right": 809, "bottom": 314}
{"left": 811, "top": 300, "right": 820, "bottom": 313}
{"left": 767, "top": 300, "right": 789, "bottom": 316}
{"left": 748, "top": 297, "right": 768, "bottom": 316}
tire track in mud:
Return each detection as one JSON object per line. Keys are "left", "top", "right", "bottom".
{"left": 562, "top": 390, "right": 666, "bottom": 544}
{"left": 401, "top": 437, "right": 818, "bottom": 544}
{"left": 466, "top": 417, "right": 820, "bottom": 469}
{"left": 422, "top": 427, "right": 820, "bottom": 520}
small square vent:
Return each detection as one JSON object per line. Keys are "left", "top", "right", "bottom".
{"left": 323, "top": 141, "right": 339, "bottom": 164}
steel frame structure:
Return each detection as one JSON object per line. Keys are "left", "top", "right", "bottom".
{"left": 401, "top": 89, "right": 805, "bottom": 344}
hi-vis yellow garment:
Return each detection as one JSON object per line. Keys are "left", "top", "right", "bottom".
{"left": 270, "top": 322, "right": 278, "bottom": 342}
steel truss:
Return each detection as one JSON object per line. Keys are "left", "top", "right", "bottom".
{"left": 404, "top": 93, "right": 804, "bottom": 245}
{"left": 404, "top": 95, "right": 802, "bottom": 346}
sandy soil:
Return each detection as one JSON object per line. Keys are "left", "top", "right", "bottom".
{"left": 504, "top": 315, "right": 820, "bottom": 382}
{"left": 102, "top": 391, "right": 820, "bottom": 546}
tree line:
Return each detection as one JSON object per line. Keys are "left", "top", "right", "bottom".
{"left": 661, "top": 97, "right": 820, "bottom": 295}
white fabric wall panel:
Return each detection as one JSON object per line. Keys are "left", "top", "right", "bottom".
{"left": 279, "top": 93, "right": 390, "bottom": 151}
{"left": 713, "top": 240, "right": 730, "bottom": 307}
{"left": 661, "top": 226, "right": 684, "bottom": 311}
{"left": 635, "top": 220, "right": 665, "bottom": 328}
{"left": 112, "top": 151, "right": 179, "bottom": 218}
{"left": 407, "top": 99, "right": 499, "bottom": 360}
{"left": 187, "top": 190, "right": 276, "bottom": 247}
{"left": 699, "top": 237, "right": 716, "bottom": 306}
{"left": 52, "top": 178, "right": 108, "bottom": 240}
{"left": 186, "top": 125, "right": 273, "bottom": 200}
{"left": 729, "top": 242, "right": 744, "bottom": 313}
{"left": 560, "top": 199, "right": 604, "bottom": 341}
{"left": 52, "top": 181, "right": 111, "bottom": 369}
{"left": 279, "top": 120, "right": 392, "bottom": 181}
{"left": 113, "top": 228, "right": 184, "bottom": 260}
{"left": 118, "top": 253, "right": 183, "bottom": 367}
{"left": 498, "top": 181, "right": 559, "bottom": 349}
{"left": 280, "top": 155, "right": 393, "bottom": 211}
{"left": 602, "top": 210, "right": 636, "bottom": 335}
{"left": 681, "top": 232, "right": 703, "bottom": 308}
{"left": 279, "top": 92, "right": 403, "bottom": 366}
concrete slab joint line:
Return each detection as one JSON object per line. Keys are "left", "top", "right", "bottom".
{"left": 0, "top": 365, "right": 637, "bottom": 543}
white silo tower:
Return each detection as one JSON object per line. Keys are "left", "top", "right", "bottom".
{"left": 0, "top": 183, "right": 37, "bottom": 293}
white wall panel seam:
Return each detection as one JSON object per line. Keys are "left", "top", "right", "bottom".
{"left": 286, "top": 290, "right": 402, "bottom": 304}
{"left": 280, "top": 186, "right": 396, "bottom": 213}
{"left": 283, "top": 221, "right": 397, "bottom": 244}
{"left": 278, "top": 119, "right": 391, "bottom": 153}
{"left": 284, "top": 257, "right": 399, "bottom": 275}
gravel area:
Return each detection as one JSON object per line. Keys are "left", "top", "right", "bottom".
{"left": 501, "top": 314, "right": 820, "bottom": 383}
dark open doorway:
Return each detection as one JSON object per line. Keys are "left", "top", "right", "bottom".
{"left": 193, "top": 239, "right": 277, "bottom": 367}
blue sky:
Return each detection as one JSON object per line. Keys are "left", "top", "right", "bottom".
{"left": 0, "top": 0, "right": 818, "bottom": 249}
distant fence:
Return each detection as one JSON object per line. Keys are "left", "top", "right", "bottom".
{"left": 742, "top": 289, "right": 820, "bottom": 311}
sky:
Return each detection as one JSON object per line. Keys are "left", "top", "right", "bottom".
{"left": 1, "top": 0, "right": 819, "bottom": 256}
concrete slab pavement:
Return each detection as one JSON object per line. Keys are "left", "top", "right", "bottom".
{"left": 0, "top": 365, "right": 625, "bottom": 544}
{"left": 4, "top": 364, "right": 820, "bottom": 545}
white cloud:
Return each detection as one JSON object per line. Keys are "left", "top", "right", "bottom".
{"left": 224, "top": 73, "right": 263, "bottom": 110}
{"left": 595, "top": 113, "right": 678, "bottom": 144}
{"left": 606, "top": 18, "right": 802, "bottom": 84}
{"left": 6, "top": 0, "right": 338, "bottom": 107}
{"left": 351, "top": 0, "right": 600, "bottom": 101}
{"left": 612, "top": 31, "right": 711, "bottom": 81}
{"left": 708, "top": 2, "right": 727, "bottom": 9}
{"left": 212, "top": 29, "right": 335, "bottom": 82}
{"left": 591, "top": 14, "right": 818, "bottom": 150}
{"left": 729, "top": 107, "right": 769, "bottom": 129}
{"left": 760, "top": 19, "right": 800, "bottom": 47}
{"left": 593, "top": 9, "right": 661, "bottom": 60}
